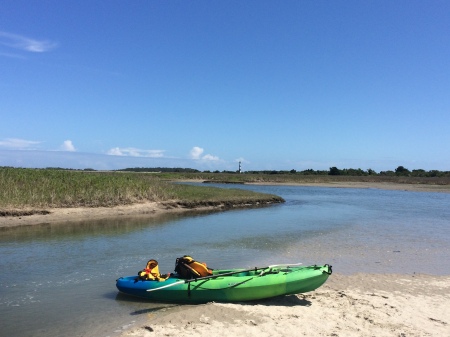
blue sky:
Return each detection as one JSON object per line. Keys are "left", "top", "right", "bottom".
{"left": 1, "top": 1, "right": 449, "bottom": 172}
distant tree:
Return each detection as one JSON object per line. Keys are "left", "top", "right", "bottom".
{"left": 329, "top": 167, "right": 340, "bottom": 175}
{"left": 395, "top": 166, "right": 410, "bottom": 176}
{"left": 301, "top": 169, "right": 316, "bottom": 175}
{"left": 344, "top": 168, "right": 366, "bottom": 176}
{"left": 411, "top": 169, "right": 426, "bottom": 177}
{"left": 117, "top": 167, "right": 200, "bottom": 173}
{"left": 367, "top": 168, "right": 376, "bottom": 175}
{"left": 428, "top": 170, "right": 441, "bottom": 177}
{"left": 290, "top": 169, "right": 297, "bottom": 174}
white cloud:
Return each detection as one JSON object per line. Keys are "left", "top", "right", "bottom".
{"left": 106, "top": 147, "right": 165, "bottom": 158}
{"left": 190, "top": 146, "right": 204, "bottom": 159}
{"left": 202, "top": 154, "right": 219, "bottom": 161}
{"left": 60, "top": 140, "right": 76, "bottom": 152}
{"left": 0, "top": 138, "right": 42, "bottom": 150}
{"left": 107, "top": 147, "right": 123, "bottom": 156}
{"left": 0, "top": 31, "right": 57, "bottom": 53}
{"left": 189, "top": 146, "right": 219, "bottom": 161}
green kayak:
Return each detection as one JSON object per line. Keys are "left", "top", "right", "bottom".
{"left": 116, "top": 264, "right": 332, "bottom": 303}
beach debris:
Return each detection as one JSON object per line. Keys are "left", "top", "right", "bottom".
{"left": 428, "top": 317, "right": 447, "bottom": 325}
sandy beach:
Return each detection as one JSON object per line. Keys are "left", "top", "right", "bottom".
{"left": 119, "top": 273, "right": 450, "bottom": 337}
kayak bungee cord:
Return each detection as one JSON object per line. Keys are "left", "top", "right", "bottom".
{"left": 146, "top": 263, "right": 303, "bottom": 292}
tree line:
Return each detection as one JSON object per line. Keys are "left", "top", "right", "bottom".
{"left": 117, "top": 166, "right": 450, "bottom": 177}
{"left": 2, "top": 166, "right": 448, "bottom": 177}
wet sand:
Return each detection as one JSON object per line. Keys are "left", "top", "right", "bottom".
{"left": 0, "top": 201, "right": 214, "bottom": 228}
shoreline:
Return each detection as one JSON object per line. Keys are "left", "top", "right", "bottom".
{"left": 2, "top": 181, "right": 449, "bottom": 228}
{"left": 0, "top": 201, "right": 227, "bottom": 229}
{"left": 247, "top": 180, "right": 450, "bottom": 193}
{"left": 118, "top": 272, "right": 450, "bottom": 337}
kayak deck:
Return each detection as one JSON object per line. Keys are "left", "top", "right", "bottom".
{"left": 116, "top": 264, "right": 332, "bottom": 303}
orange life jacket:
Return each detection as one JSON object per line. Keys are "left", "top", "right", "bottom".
{"left": 174, "top": 255, "right": 213, "bottom": 279}
{"left": 137, "top": 259, "right": 170, "bottom": 282}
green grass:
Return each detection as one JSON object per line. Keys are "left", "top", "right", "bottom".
{"left": 5, "top": 168, "right": 446, "bottom": 211}
{"left": 0, "top": 168, "right": 282, "bottom": 209}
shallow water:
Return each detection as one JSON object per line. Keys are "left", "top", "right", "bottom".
{"left": 1, "top": 185, "right": 449, "bottom": 337}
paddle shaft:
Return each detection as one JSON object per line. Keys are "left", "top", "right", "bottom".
{"left": 146, "top": 262, "right": 302, "bottom": 292}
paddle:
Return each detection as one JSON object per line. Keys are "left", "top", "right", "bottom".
{"left": 146, "top": 262, "right": 302, "bottom": 292}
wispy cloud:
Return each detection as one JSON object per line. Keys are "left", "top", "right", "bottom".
{"left": 0, "top": 31, "right": 57, "bottom": 53}
{"left": 190, "top": 146, "right": 219, "bottom": 161}
{"left": 106, "top": 147, "right": 165, "bottom": 158}
{"left": 0, "top": 51, "right": 26, "bottom": 59}
{"left": 0, "top": 138, "right": 42, "bottom": 150}
{"left": 60, "top": 140, "right": 76, "bottom": 152}
{"left": 202, "top": 154, "right": 219, "bottom": 161}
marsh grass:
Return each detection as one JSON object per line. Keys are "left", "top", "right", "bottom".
{"left": 158, "top": 172, "right": 450, "bottom": 185}
{"left": 0, "top": 168, "right": 281, "bottom": 209}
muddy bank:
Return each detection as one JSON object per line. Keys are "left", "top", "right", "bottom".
{"left": 0, "top": 198, "right": 283, "bottom": 228}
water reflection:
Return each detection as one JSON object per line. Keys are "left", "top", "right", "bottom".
{"left": 0, "top": 210, "right": 219, "bottom": 243}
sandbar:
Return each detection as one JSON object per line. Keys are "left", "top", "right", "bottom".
{"left": 119, "top": 273, "right": 450, "bottom": 337}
